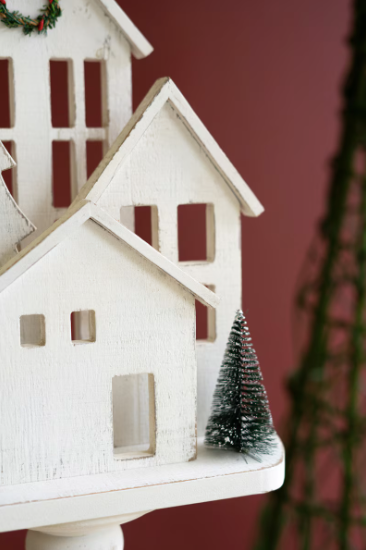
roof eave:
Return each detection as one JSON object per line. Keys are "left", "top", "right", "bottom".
{"left": 78, "top": 77, "right": 264, "bottom": 217}
{"left": 97, "top": 0, "right": 153, "bottom": 59}
{"left": 0, "top": 201, "right": 219, "bottom": 309}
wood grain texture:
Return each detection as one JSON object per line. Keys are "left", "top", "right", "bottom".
{"left": 0, "top": 141, "right": 35, "bottom": 267}
{"left": 0, "top": 0, "right": 152, "bottom": 241}
{"left": 0, "top": 437, "right": 284, "bottom": 533}
{"left": 73, "top": 78, "right": 262, "bottom": 435}
{"left": 0, "top": 201, "right": 218, "bottom": 486}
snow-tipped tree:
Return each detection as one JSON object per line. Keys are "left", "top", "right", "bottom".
{"left": 205, "top": 309, "right": 275, "bottom": 456}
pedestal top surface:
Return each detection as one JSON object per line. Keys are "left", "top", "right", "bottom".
{"left": 0, "top": 436, "right": 284, "bottom": 533}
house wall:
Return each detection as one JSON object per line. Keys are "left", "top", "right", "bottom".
{"left": 0, "top": 0, "right": 132, "bottom": 238}
{"left": 95, "top": 102, "right": 242, "bottom": 435}
{"left": 0, "top": 220, "right": 197, "bottom": 485}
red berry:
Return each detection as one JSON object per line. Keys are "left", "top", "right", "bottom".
{"left": 0, "top": 1, "right": 6, "bottom": 5}
{"left": 38, "top": 18, "right": 44, "bottom": 31}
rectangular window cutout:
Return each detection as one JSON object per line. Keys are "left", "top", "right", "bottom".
{"left": 52, "top": 141, "right": 75, "bottom": 208}
{"left": 50, "top": 60, "right": 74, "bottom": 128}
{"left": 20, "top": 315, "right": 46, "bottom": 348}
{"left": 120, "top": 206, "right": 159, "bottom": 250}
{"left": 71, "top": 310, "right": 96, "bottom": 344}
{"left": 113, "top": 373, "right": 156, "bottom": 459}
{"left": 135, "top": 206, "right": 159, "bottom": 250}
{"left": 0, "top": 59, "right": 14, "bottom": 128}
{"left": 84, "top": 60, "right": 107, "bottom": 128}
{"left": 178, "top": 204, "right": 215, "bottom": 262}
{"left": 196, "top": 285, "right": 216, "bottom": 342}
{"left": 2, "top": 141, "right": 17, "bottom": 199}
{"left": 86, "top": 140, "right": 105, "bottom": 179}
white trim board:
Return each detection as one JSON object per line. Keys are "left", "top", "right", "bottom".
{"left": 75, "top": 78, "right": 264, "bottom": 218}
{"left": 0, "top": 200, "right": 218, "bottom": 309}
{"left": 0, "top": 437, "right": 284, "bottom": 533}
{"left": 96, "top": 0, "right": 153, "bottom": 59}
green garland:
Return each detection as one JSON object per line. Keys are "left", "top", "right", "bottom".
{"left": 0, "top": 0, "right": 61, "bottom": 36}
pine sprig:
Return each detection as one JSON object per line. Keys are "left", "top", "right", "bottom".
{"left": 0, "top": 0, "right": 61, "bottom": 36}
{"left": 205, "top": 310, "right": 276, "bottom": 457}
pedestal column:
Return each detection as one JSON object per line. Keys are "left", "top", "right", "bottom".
{"left": 26, "top": 524, "right": 123, "bottom": 550}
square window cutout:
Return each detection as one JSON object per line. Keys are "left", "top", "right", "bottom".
{"left": 71, "top": 310, "right": 96, "bottom": 344}
{"left": 20, "top": 315, "right": 46, "bottom": 348}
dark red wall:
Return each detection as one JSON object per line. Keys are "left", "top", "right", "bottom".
{"left": 0, "top": 1, "right": 350, "bottom": 548}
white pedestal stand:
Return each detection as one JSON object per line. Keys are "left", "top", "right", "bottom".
{"left": 1, "top": 438, "right": 285, "bottom": 550}
{"left": 26, "top": 525, "right": 124, "bottom": 550}
{"left": 25, "top": 512, "right": 151, "bottom": 550}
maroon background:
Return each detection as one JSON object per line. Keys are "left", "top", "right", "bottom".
{"left": 0, "top": 0, "right": 351, "bottom": 548}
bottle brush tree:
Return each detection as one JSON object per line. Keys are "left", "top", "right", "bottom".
{"left": 205, "top": 309, "right": 275, "bottom": 456}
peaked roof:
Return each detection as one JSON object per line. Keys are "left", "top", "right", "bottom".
{"left": 76, "top": 77, "right": 264, "bottom": 217}
{"left": 0, "top": 201, "right": 218, "bottom": 309}
{"left": 97, "top": 0, "right": 153, "bottom": 59}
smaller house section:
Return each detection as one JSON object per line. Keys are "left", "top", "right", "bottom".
{"left": 0, "top": 201, "right": 218, "bottom": 486}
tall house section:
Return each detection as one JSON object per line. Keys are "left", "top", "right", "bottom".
{"left": 0, "top": 0, "right": 152, "bottom": 237}
{"left": 78, "top": 78, "right": 264, "bottom": 434}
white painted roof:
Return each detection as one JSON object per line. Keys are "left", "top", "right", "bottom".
{"left": 96, "top": 0, "right": 153, "bottom": 59}
{"left": 0, "top": 201, "right": 218, "bottom": 309}
{"left": 77, "top": 77, "right": 264, "bottom": 217}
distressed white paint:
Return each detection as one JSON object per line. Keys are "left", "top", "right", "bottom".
{"left": 0, "top": 437, "right": 284, "bottom": 534}
{"left": 0, "top": 202, "right": 217, "bottom": 485}
{"left": 0, "top": 141, "right": 35, "bottom": 267}
{"left": 0, "top": 0, "right": 152, "bottom": 240}
{"left": 74, "top": 78, "right": 264, "bottom": 434}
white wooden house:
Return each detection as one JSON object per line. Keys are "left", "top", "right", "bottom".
{"left": 0, "top": 0, "right": 152, "bottom": 240}
{"left": 0, "top": 200, "right": 218, "bottom": 486}
{"left": 75, "top": 77, "right": 264, "bottom": 434}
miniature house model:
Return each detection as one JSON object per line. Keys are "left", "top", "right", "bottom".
{"left": 0, "top": 0, "right": 152, "bottom": 237}
{"left": 0, "top": 3, "right": 286, "bottom": 548}
{"left": 0, "top": 0, "right": 264, "bottom": 487}
{"left": 0, "top": 200, "right": 218, "bottom": 485}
